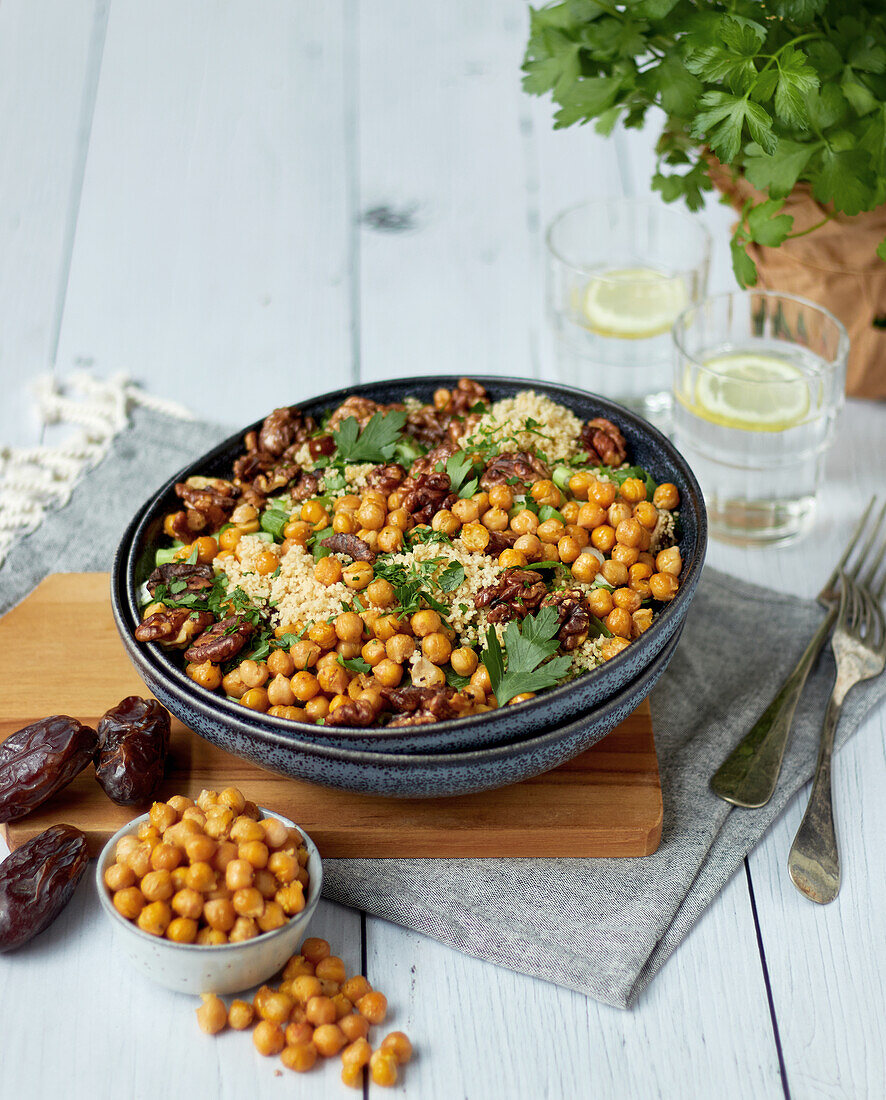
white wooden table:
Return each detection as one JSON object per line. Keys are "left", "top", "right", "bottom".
{"left": 1, "top": 4, "right": 884, "bottom": 1097}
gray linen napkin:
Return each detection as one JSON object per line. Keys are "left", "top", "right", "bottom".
{"left": 2, "top": 407, "right": 884, "bottom": 1010}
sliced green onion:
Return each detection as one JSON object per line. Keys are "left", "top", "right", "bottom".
{"left": 538, "top": 505, "right": 566, "bottom": 525}
{"left": 552, "top": 466, "right": 572, "bottom": 491}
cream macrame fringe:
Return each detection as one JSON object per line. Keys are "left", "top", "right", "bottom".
{"left": 0, "top": 371, "right": 193, "bottom": 567}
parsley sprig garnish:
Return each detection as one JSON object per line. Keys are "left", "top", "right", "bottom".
{"left": 371, "top": 554, "right": 464, "bottom": 616}
{"left": 331, "top": 410, "right": 408, "bottom": 466}
{"left": 480, "top": 606, "right": 572, "bottom": 707}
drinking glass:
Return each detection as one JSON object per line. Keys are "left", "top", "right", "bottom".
{"left": 546, "top": 198, "right": 711, "bottom": 422}
{"left": 672, "top": 290, "right": 848, "bottom": 545}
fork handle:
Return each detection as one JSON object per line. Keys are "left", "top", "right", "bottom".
{"left": 788, "top": 692, "right": 842, "bottom": 904}
{"left": 710, "top": 606, "right": 837, "bottom": 809}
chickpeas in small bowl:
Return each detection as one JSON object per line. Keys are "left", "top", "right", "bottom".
{"left": 95, "top": 787, "right": 322, "bottom": 995}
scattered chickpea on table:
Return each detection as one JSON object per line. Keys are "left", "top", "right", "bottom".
{"left": 195, "top": 934, "right": 413, "bottom": 1089}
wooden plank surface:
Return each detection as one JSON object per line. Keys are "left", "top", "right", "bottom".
{"left": 0, "top": 573, "right": 662, "bottom": 858}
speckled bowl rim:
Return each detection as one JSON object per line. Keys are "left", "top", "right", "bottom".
{"left": 114, "top": 374, "right": 707, "bottom": 745}
{"left": 95, "top": 806, "right": 322, "bottom": 952}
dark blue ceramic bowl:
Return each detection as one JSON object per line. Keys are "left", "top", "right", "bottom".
{"left": 118, "top": 618, "right": 681, "bottom": 798}
{"left": 112, "top": 376, "right": 706, "bottom": 759}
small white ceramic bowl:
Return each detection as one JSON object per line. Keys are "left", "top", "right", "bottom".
{"left": 96, "top": 807, "right": 322, "bottom": 995}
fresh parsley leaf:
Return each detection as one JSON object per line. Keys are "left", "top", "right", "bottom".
{"left": 480, "top": 607, "right": 573, "bottom": 707}
{"left": 331, "top": 411, "right": 408, "bottom": 466}
{"left": 437, "top": 562, "right": 465, "bottom": 593}
{"left": 338, "top": 655, "right": 372, "bottom": 675}
{"left": 444, "top": 667, "right": 472, "bottom": 690}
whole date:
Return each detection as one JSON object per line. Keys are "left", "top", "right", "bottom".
{"left": 94, "top": 696, "right": 171, "bottom": 805}
{"left": 0, "top": 716, "right": 98, "bottom": 824}
{"left": 0, "top": 824, "right": 89, "bottom": 952}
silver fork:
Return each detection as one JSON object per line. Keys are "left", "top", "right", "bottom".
{"left": 788, "top": 573, "right": 886, "bottom": 903}
{"left": 710, "top": 497, "right": 886, "bottom": 808}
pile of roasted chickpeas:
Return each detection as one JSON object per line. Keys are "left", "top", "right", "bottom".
{"left": 196, "top": 935, "right": 413, "bottom": 1089}
{"left": 104, "top": 787, "right": 309, "bottom": 944}
{"left": 179, "top": 475, "right": 682, "bottom": 720}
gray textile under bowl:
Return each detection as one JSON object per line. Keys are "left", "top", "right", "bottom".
{"left": 118, "top": 619, "right": 681, "bottom": 798}
{"left": 112, "top": 376, "right": 705, "bottom": 767}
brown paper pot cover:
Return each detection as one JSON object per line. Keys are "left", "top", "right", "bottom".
{"left": 710, "top": 163, "right": 886, "bottom": 400}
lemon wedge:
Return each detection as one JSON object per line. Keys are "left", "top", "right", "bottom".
{"left": 581, "top": 267, "right": 688, "bottom": 339}
{"left": 690, "top": 352, "right": 811, "bottom": 432}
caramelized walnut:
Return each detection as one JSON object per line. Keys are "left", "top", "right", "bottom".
{"left": 479, "top": 451, "right": 550, "bottom": 490}
{"left": 408, "top": 442, "right": 457, "bottom": 480}
{"left": 146, "top": 562, "right": 214, "bottom": 598}
{"left": 290, "top": 469, "right": 320, "bottom": 502}
{"left": 541, "top": 589, "right": 591, "bottom": 651}
{"left": 135, "top": 609, "right": 214, "bottom": 646}
{"left": 174, "top": 477, "right": 238, "bottom": 531}
{"left": 580, "top": 418, "right": 627, "bottom": 467}
{"left": 327, "top": 395, "right": 391, "bottom": 430}
{"left": 183, "top": 616, "right": 254, "bottom": 663}
{"left": 399, "top": 472, "right": 457, "bottom": 525}
{"left": 320, "top": 533, "right": 376, "bottom": 563}
{"left": 475, "top": 568, "right": 548, "bottom": 623}
{"left": 365, "top": 463, "right": 407, "bottom": 495}
{"left": 324, "top": 700, "right": 377, "bottom": 727}
{"left": 380, "top": 685, "right": 459, "bottom": 726}
{"left": 257, "top": 406, "right": 312, "bottom": 457}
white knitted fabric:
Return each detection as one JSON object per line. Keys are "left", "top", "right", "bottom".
{"left": 0, "top": 371, "right": 193, "bottom": 566}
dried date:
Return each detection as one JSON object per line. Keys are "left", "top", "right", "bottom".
{"left": 0, "top": 825, "right": 89, "bottom": 952}
{"left": 94, "top": 697, "right": 171, "bottom": 806}
{"left": 0, "top": 717, "right": 98, "bottom": 825}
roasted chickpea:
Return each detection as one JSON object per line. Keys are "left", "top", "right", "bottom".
{"left": 557, "top": 535, "right": 581, "bottom": 564}
{"left": 653, "top": 482, "right": 680, "bottom": 510}
{"left": 633, "top": 500, "right": 659, "bottom": 530}
{"left": 150, "top": 842, "right": 183, "bottom": 872}
{"left": 450, "top": 646, "right": 478, "bottom": 677}
{"left": 332, "top": 611, "right": 362, "bottom": 644}
{"left": 313, "top": 1024, "right": 347, "bottom": 1058}
{"left": 372, "top": 659, "right": 403, "bottom": 688}
{"left": 306, "top": 621, "right": 336, "bottom": 651}
{"left": 186, "top": 660, "right": 222, "bottom": 691}
{"left": 140, "top": 869, "right": 174, "bottom": 902}
{"left": 314, "top": 556, "right": 343, "bottom": 586}
{"left": 267, "top": 648, "right": 295, "bottom": 678}
{"left": 306, "top": 995, "right": 336, "bottom": 1026}
{"left": 606, "top": 607, "right": 633, "bottom": 639}
{"left": 305, "top": 696, "right": 330, "bottom": 722}
{"left": 333, "top": 494, "right": 361, "bottom": 513}
{"left": 432, "top": 509, "right": 460, "bottom": 536}
{"left": 411, "top": 609, "right": 441, "bottom": 637}
{"left": 488, "top": 484, "right": 514, "bottom": 510}
{"left": 370, "top": 1050, "right": 398, "bottom": 1087}
{"left": 481, "top": 507, "right": 509, "bottom": 532}
{"left": 211, "top": 840, "right": 238, "bottom": 872}
{"left": 332, "top": 511, "right": 356, "bottom": 535}
{"left": 240, "top": 687, "right": 269, "bottom": 713}
{"left": 451, "top": 498, "right": 479, "bottom": 524}
{"left": 253, "top": 1020, "right": 285, "bottom": 1056}
{"left": 611, "top": 543, "right": 640, "bottom": 567}
{"left": 590, "top": 524, "right": 616, "bottom": 553}
{"left": 472, "top": 491, "right": 490, "bottom": 513}
{"left": 229, "top": 916, "right": 259, "bottom": 943}
{"left": 113, "top": 886, "right": 145, "bottom": 920}
{"left": 632, "top": 608, "right": 654, "bottom": 636}
{"left": 104, "top": 862, "right": 136, "bottom": 892}
{"left": 359, "top": 638, "right": 385, "bottom": 667}
{"left": 228, "top": 999, "right": 254, "bottom": 1030}
{"left": 287, "top": 638, "right": 319, "bottom": 671}
{"left": 283, "top": 519, "right": 313, "bottom": 544}
{"left": 608, "top": 502, "right": 632, "bottom": 528}
{"left": 460, "top": 521, "right": 490, "bottom": 552}
{"left": 343, "top": 561, "right": 373, "bottom": 590}
{"left": 510, "top": 508, "right": 539, "bottom": 536}
{"left": 291, "top": 670, "right": 321, "bottom": 702}
{"left": 570, "top": 553, "right": 600, "bottom": 584}
{"left": 577, "top": 502, "right": 607, "bottom": 530}
{"left": 282, "top": 1043, "right": 318, "bottom": 1073}
{"left": 536, "top": 518, "right": 565, "bottom": 543}
{"left": 649, "top": 572, "right": 679, "bottom": 601}
{"left": 498, "top": 548, "right": 528, "bottom": 569}
{"left": 566, "top": 524, "right": 589, "bottom": 548}
{"left": 531, "top": 480, "right": 561, "bottom": 507}
{"left": 600, "top": 559, "right": 627, "bottom": 588}
{"left": 375, "top": 525, "right": 402, "bottom": 553}
{"left": 340, "top": 1014, "right": 370, "bottom": 1042}
{"left": 470, "top": 664, "right": 492, "bottom": 694}
{"left": 613, "top": 587, "right": 642, "bottom": 613}
{"left": 422, "top": 632, "right": 452, "bottom": 665}
{"left": 656, "top": 546, "right": 682, "bottom": 576}
{"left": 588, "top": 587, "right": 614, "bottom": 618}
{"left": 196, "top": 993, "right": 228, "bottom": 1034}
{"left": 315, "top": 955, "right": 346, "bottom": 983}
{"left": 137, "top": 900, "right": 172, "bottom": 937}
{"left": 225, "top": 858, "right": 254, "bottom": 891}
{"left": 589, "top": 478, "right": 616, "bottom": 507}
{"left": 386, "top": 633, "right": 415, "bottom": 663}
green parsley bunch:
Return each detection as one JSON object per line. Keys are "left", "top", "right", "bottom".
{"left": 523, "top": 0, "right": 886, "bottom": 286}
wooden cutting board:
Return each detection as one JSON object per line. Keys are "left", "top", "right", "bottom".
{"left": 0, "top": 574, "right": 662, "bottom": 858}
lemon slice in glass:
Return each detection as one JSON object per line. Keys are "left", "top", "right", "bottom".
{"left": 694, "top": 352, "right": 810, "bottom": 431}
{"left": 581, "top": 267, "right": 688, "bottom": 339}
